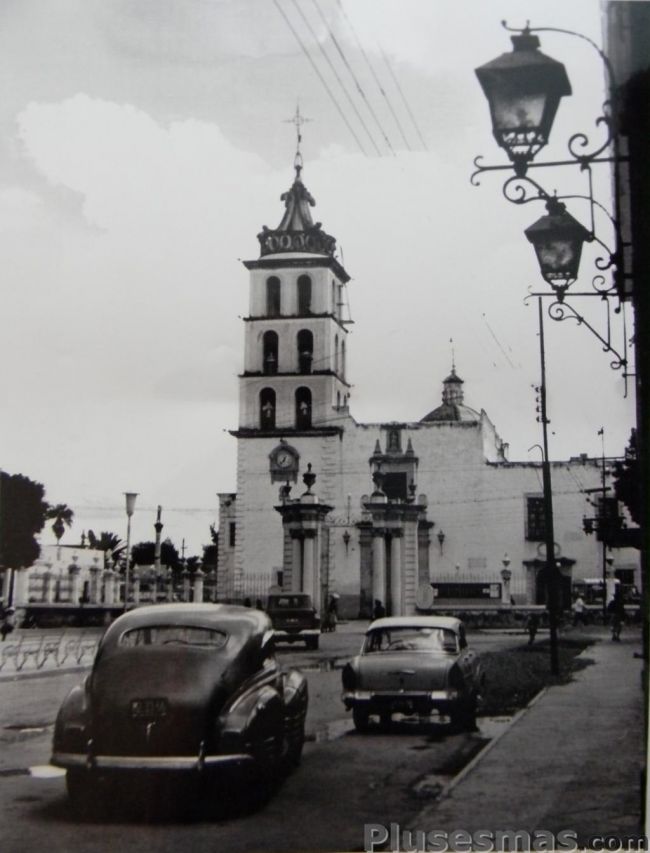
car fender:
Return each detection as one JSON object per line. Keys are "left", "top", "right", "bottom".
{"left": 53, "top": 678, "right": 90, "bottom": 753}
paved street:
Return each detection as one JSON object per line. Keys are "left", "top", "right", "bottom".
{"left": 0, "top": 625, "right": 523, "bottom": 853}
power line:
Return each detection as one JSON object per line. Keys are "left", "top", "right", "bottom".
{"left": 378, "top": 45, "right": 428, "bottom": 152}
{"left": 272, "top": 0, "right": 368, "bottom": 156}
{"left": 334, "top": 0, "right": 413, "bottom": 152}
{"left": 286, "top": 0, "right": 382, "bottom": 156}
{"left": 311, "top": 0, "right": 396, "bottom": 155}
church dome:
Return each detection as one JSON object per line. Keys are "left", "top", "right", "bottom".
{"left": 420, "top": 367, "right": 481, "bottom": 423}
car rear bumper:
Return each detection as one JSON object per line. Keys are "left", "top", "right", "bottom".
{"left": 51, "top": 751, "right": 253, "bottom": 772}
{"left": 273, "top": 629, "right": 320, "bottom": 639}
{"left": 342, "top": 688, "right": 460, "bottom": 714}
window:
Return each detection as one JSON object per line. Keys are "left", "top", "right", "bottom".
{"left": 526, "top": 496, "right": 546, "bottom": 541}
{"left": 295, "top": 387, "right": 312, "bottom": 429}
{"left": 334, "top": 334, "right": 339, "bottom": 374}
{"left": 260, "top": 387, "right": 276, "bottom": 430}
{"left": 331, "top": 280, "right": 336, "bottom": 314}
{"left": 383, "top": 472, "right": 407, "bottom": 500}
{"left": 363, "top": 627, "right": 458, "bottom": 654}
{"left": 297, "top": 275, "right": 312, "bottom": 314}
{"left": 341, "top": 339, "right": 346, "bottom": 380}
{"left": 120, "top": 626, "right": 228, "bottom": 649}
{"left": 263, "top": 330, "right": 278, "bottom": 375}
{"left": 229, "top": 522, "right": 236, "bottom": 547}
{"left": 266, "top": 276, "right": 281, "bottom": 316}
{"left": 297, "top": 329, "right": 313, "bottom": 374}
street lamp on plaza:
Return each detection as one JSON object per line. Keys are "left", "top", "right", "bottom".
{"left": 124, "top": 492, "right": 138, "bottom": 610}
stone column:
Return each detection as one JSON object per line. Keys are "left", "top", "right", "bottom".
{"left": 166, "top": 570, "right": 174, "bottom": 603}
{"left": 291, "top": 535, "right": 303, "bottom": 592}
{"left": 69, "top": 563, "right": 82, "bottom": 605}
{"left": 182, "top": 569, "right": 191, "bottom": 602}
{"left": 371, "top": 530, "right": 386, "bottom": 608}
{"left": 312, "top": 531, "right": 321, "bottom": 614}
{"left": 133, "top": 570, "right": 141, "bottom": 606}
{"left": 43, "top": 570, "right": 54, "bottom": 604}
{"left": 13, "top": 568, "right": 28, "bottom": 607}
{"left": 193, "top": 569, "right": 204, "bottom": 603}
{"left": 103, "top": 570, "right": 116, "bottom": 605}
{"left": 89, "top": 561, "right": 101, "bottom": 604}
{"left": 390, "top": 531, "right": 403, "bottom": 616}
{"left": 303, "top": 531, "right": 315, "bottom": 602}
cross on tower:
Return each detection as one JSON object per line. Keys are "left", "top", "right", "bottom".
{"left": 284, "top": 104, "right": 312, "bottom": 178}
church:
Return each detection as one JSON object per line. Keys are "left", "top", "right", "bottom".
{"left": 217, "top": 150, "right": 638, "bottom": 618}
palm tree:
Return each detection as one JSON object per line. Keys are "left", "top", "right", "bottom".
{"left": 46, "top": 503, "right": 74, "bottom": 559}
{"left": 87, "top": 530, "right": 125, "bottom": 568}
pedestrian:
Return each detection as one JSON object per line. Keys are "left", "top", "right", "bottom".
{"left": 373, "top": 599, "right": 386, "bottom": 621}
{"left": 572, "top": 594, "right": 586, "bottom": 627}
{"left": 1, "top": 607, "right": 16, "bottom": 641}
{"left": 324, "top": 595, "right": 338, "bottom": 632}
{"left": 243, "top": 597, "right": 252, "bottom": 608}
{"left": 610, "top": 587, "right": 625, "bottom": 641}
{"left": 526, "top": 611, "right": 540, "bottom": 646}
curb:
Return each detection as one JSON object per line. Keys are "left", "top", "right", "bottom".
{"left": 0, "top": 664, "right": 90, "bottom": 683}
{"left": 438, "top": 688, "right": 548, "bottom": 800}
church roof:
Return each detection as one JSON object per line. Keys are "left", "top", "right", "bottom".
{"left": 420, "top": 403, "right": 480, "bottom": 423}
{"left": 257, "top": 169, "right": 337, "bottom": 259}
{"left": 420, "top": 366, "right": 480, "bottom": 423}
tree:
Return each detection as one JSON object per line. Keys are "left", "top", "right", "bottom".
{"left": 613, "top": 429, "right": 641, "bottom": 526}
{"left": 131, "top": 538, "right": 180, "bottom": 573}
{"left": 87, "top": 530, "right": 125, "bottom": 568}
{"left": 0, "top": 471, "right": 49, "bottom": 569}
{"left": 46, "top": 503, "right": 74, "bottom": 551}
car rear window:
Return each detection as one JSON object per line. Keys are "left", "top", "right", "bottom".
{"left": 363, "top": 627, "right": 458, "bottom": 653}
{"left": 269, "top": 596, "right": 311, "bottom": 609}
{"left": 119, "top": 626, "right": 228, "bottom": 649}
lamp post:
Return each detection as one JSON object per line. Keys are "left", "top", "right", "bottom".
{"left": 124, "top": 492, "right": 138, "bottom": 611}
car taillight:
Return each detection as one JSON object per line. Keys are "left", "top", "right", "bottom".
{"left": 342, "top": 663, "right": 356, "bottom": 690}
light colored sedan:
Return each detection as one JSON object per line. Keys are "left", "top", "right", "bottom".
{"left": 341, "top": 615, "right": 484, "bottom": 732}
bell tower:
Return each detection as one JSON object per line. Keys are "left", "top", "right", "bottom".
{"left": 238, "top": 110, "right": 352, "bottom": 435}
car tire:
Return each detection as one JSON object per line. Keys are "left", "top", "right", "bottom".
{"left": 306, "top": 637, "right": 319, "bottom": 650}
{"left": 66, "top": 768, "right": 97, "bottom": 814}
{"left": 352, "top": 707, "right": 370, "bottom": 732}
{"left": 450, "top": 696, "right": 478, "bottom": 732}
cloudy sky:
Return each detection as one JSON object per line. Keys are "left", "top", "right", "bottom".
{"left": 1, "top": 0, "right": 635, "bottom": 555}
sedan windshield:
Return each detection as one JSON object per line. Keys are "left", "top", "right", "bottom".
{"left": 119, "top": 625, "right": 228, "bottom": 648}
{"left": 363, "top": 627, "right": 458, "bottom": 654}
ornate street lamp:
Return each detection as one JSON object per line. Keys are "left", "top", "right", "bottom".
{"left": 437, "top": 530, "right": 446, "bottom": 555}
{"left": 124, "top": 492, "right": 138, "bottom": 610}
{"left": 524, "top": 197, "right": 592, "bottom": 299}
{"left": 475, "top": 29, "right": 571, "bottom": 175}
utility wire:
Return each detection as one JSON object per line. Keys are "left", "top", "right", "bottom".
{"left": 334, "top": 0, "right": 414, "bottom": 152}
{"left": 311, "top": 0, "right": 396, "bottom": 155}
{"left": 379, "top": 45, "right": 428, "bottom": 152}
{"left": 286, "top": 0, "right": 381, "bottom": 155}
{"left": 272, "top": 0, "right": 368, "bottom": 156}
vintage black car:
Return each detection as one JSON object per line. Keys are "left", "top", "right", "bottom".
{"left": 51, "top": 604, "right": 308, "bottom": 813}
{"left": 266, "top": 593, "right": 321, "bottom": 649}
{"left": 341, "top": 616, "right": 483, "bottom": 731}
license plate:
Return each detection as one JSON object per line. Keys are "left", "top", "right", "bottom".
{"left": 130, "top": 698, "right": 169, "bottom": 720}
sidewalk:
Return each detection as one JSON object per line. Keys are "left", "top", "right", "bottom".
{"left": 411, "top": 627, "right": 646, "bottom": 844}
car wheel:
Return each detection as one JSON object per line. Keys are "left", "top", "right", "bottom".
{"left": 450, "top": 697, "right": 478, "bottom": 732}
{"left": 285, "top": 728, "right": 305, "bottom": 769}
{"left": 66, "top": 769, "right": 97, "bottom": 814}
{"left": 306, "top": 637, "right": 319, "bottom": 650}
{"left": 352, "top": 707, "right": 370, "bottom": 732}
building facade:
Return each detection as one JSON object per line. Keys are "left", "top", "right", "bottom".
{"left": 218, "top": 161, "right": 638, "bottom": 617}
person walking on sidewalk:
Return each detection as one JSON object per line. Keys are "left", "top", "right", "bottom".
{"left": 610, "top": 587, "right": 625, "bottom": 641}
{"left": 572, "top": 594, "right": 587, "bottom": 627}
